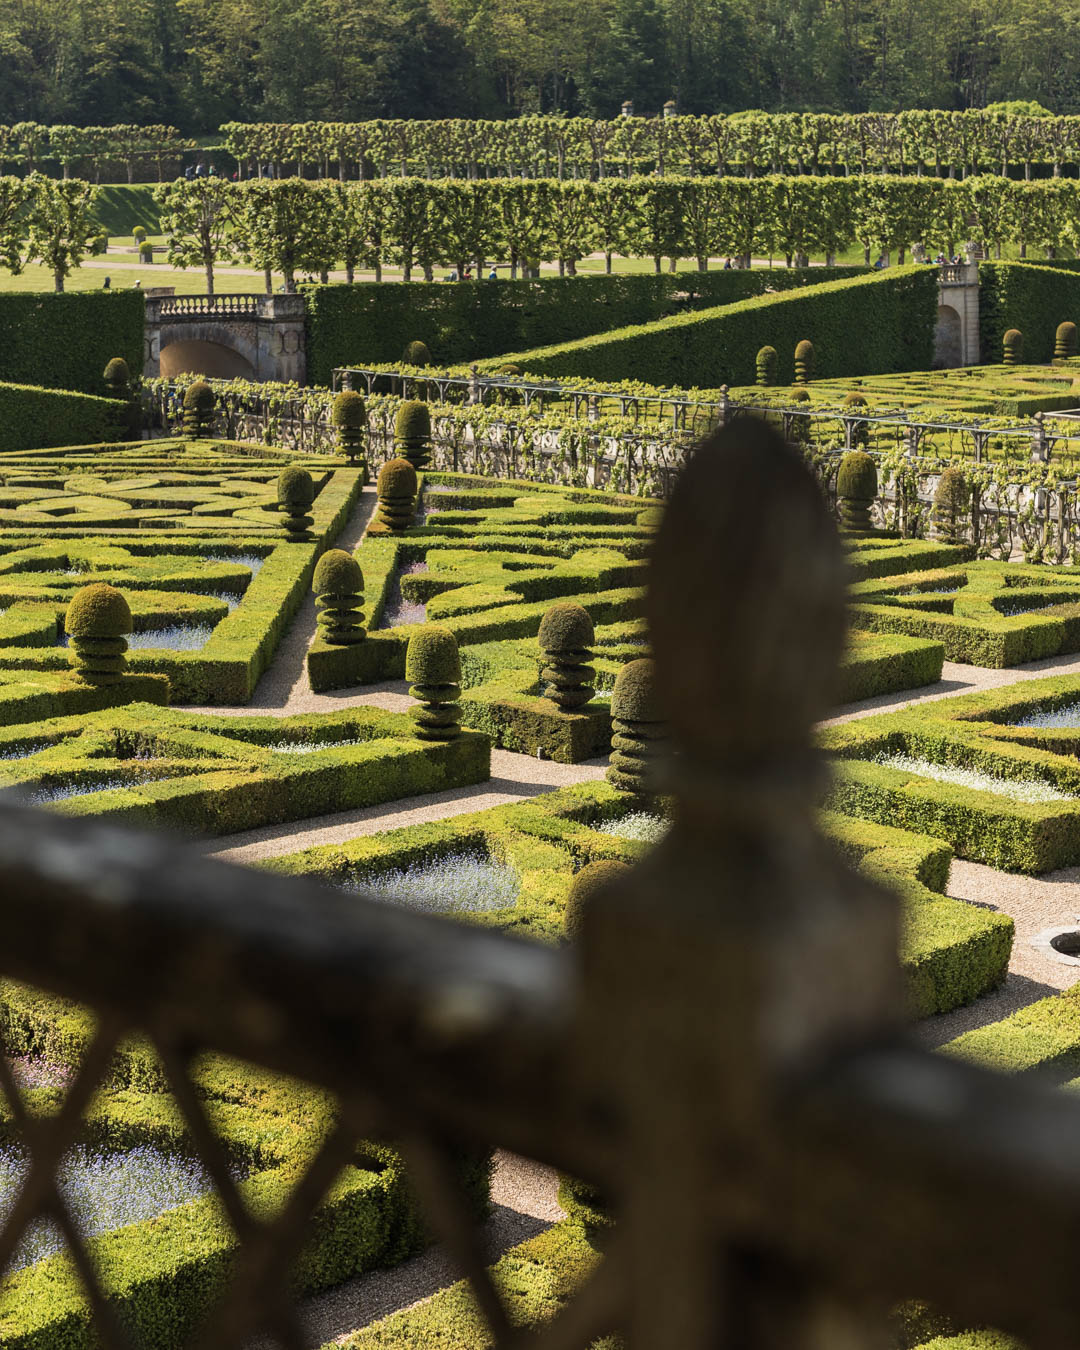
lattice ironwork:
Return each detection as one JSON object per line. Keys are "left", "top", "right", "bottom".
{"left": 4, "top": 418, "right": 1080, "bottom": 1348}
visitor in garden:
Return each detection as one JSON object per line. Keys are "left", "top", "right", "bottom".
{"left": 489, "top": 265, "right": 498, "bottom": 279}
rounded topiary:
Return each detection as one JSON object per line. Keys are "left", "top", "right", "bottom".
{"left": 564, "top": 859, "right": 631, "bottom": 940}
{"left": 1003, "top": 329, "right": 1023, "bottom": 365}
{"left": 182, "top": 381, "right": 215, "bottom": 438}
{"left": 65, "top": 583, "right": 132, "bottom": 685}
{"left": 1056, "top": 322, "right": 1078, "bottom": 361}
{"left": 794, "top": 339, "right": 815, "bottom": 385}
{"left": 312, "top": 548, "right": 365, "bottom": 644}
{"left": 394, "top": 400, "right": 432, "bottom": 469}
{"left": 376, "top": 457, "right": 418, "bottom": 531}
{"left": 331, "top": 391, "right": 367, "bottom": 465}
{"left": 607, "top": 658, "right": 665, "bottom": 794}
{"left": 103, "top": 357, "right": 130, "bottom": 395}
{"left": 277, "top": 466, "right": 315, "bottom": 540}
{"left": 934, "top": 466, "right": 970, "bottom": 545}
{"left": 403, "top": 340, "right": 431, "bottom": 366}
{"left": 755, "top": 345, "right": 778, "bottom": 386}
{"left": 790, "top": 388, "right": 810, "bottom": 402}
{"left": 538, "top": 602, "right": 595, "bottom": 710}
{"left": 132, "top": 225, "right": 146, "bottom": 244}
{"left": 836, "top": 450, "right": 878, "bottom": 532}
{"left": 843, "top": 391, "right": 870, "bottom": 448}
{"left": 405, "top": 626, "right": 461, "bottom": 740}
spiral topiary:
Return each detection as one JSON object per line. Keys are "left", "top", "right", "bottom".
{"left": 277, "top": 466, "right": 315, "bottom": 540}
{"left": 564, "top": 859, "right": 631, "bottom": 940}
{"left": 794, "top": 339, "right": 815, "bottom": 384}
{"left": 538, "top": 602, "right": 595, "bottom": 710}
{"left": 312, "top": 549, "right": 365, "bottom": 644}
{"left": 934, "top": 466, "right": 970, "bottom": 545}
{"left": 1002, "top": 329, "right": 1023, "bottom": 365}
{"left": 836, "top": 450, "right": 877, "bottom": 532}
{"left": 394, "top": 400, "right": 432, "bottom": 469}
{"left": 376, "top": 457, "right": 417, "bottom": 530}
{"left": 607, "top": 658, "right": 665, "bottom": 794}
{"left": 405, "top": 626, "right": 461, "bottom": 740}
{"left": 182, "top": 381, "right": 215, "bottom": 438}
{"left": 66, "top": 583, "right": 132, "bottom": 685}
{"left": 755, "top": 345, "right": 777, "bottom": 386}
{"left": 1056, "top": 321, "right": 1078, "bottom": 361}
{"left": 402, "top": 340, "right": 431, "bottom": 366}
{"left": 331, "top": 390, "right": 367, "bottom": 464}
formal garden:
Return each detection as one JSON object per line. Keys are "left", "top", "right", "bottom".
{"left": 10, "top": 108, "right": 1080, "bottom": 1349}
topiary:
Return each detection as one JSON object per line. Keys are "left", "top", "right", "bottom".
{"left": 607, "top": 658, "right": 665, "bottom": 794}
{"left": 836, "top": 450, "right": 877, "bottom": 532}
{"left": 277, "top": 466, "right": 315, "bottom": 540}
{"left": 312, "top": 549, "right": 365, "bottom": 644}
{"left": 843, "top": 391, "right": 870, "bottom": 447}
{"left": 794, "top": 339, "right": 815, "bottom": 384}
{"left": 402, "top": 340, "right": 432, "bottom": 366}
{"left": 103, "top": 357, "right": 130, "bottom": 396}
{"left": 405, "top": 626, "right": 461, "bottom": 739}
{"left": 375, "top": 457, "right": 418, "bottom": 531}
{"left": 132, "top": 225, "right": 146, "bottom": 244}
{"left": 394, "top": 400, "right": 432, "bottom": 469}
{"left": 65, "top": 583, "right": 132, "bottom": 685}
{"left": 934, "top": 466, "right": 970, "bottom": 545}
{"left": 538, "top": 602, "right": 595, "bottom": 710}
{"left": 1002, "top": 329, "right": 1023, "bottom": 365}
{"left": 564, "top": 859, "right": 631, "bottom": 940}
{"left": 182, "top": 381, "right": 215, "bottom": 438}
{"left": 755, "top": 345, "right": 777, "bottom": 386}
{"left": 331, "top": 391, "right": 367, "bottom": 465}
{"left": 1056, "top": 321, "right": 1078, "bottom": 361}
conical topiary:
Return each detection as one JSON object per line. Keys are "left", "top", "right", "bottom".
{"left": 277, "top": 466, "right": 315, "bottom": 540}
{"left": 1056, "top": 322, "right": 1078, "bottom": 361}
{"left": 312, "top": 549, "right": 365, "bottom": 644}
{"left": 755, "top": 345, "right": 777, "bottom": 386}
{"left": 564, "top": 859, "right": 631, "bottom": 939}
{"left": 403, "top": 340, "right": 432, "bottom": 366}
{"left": 376, "top": 457, "right": 417, "bottom": 530}
{"left": 405, "top": 626, "right": 461, "bottom": 740}
{"left": 606, "top": 658, "right": 665, "bottom": 794}
{"left": 1002, "top": 329, "right": 1023, "bottom": 365}
{"left": 182, "top": 381, "right": 215, "bottom": 437}
{"left": 794, "top": 339, "right": 814, "bottom": 385}
{"left": 836, "top": 450, "right": 877, "bottom": 532}
{"left": 934, "top": 466, "right": 970, "bottom": 545}
{"left": 394, "top": 400, "right": 432, "bottom": 469}
{"left": 538, "top": 602, "right": 595, "bottom": 710}
{"left": 66, "top": 583, "right": 132, "bottom": 685}
{"left": 331, "top": 391, "right": 367, "bottom": 465}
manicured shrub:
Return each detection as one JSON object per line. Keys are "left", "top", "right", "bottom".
{"left": 794, "top": 338, "right": 815, "bottom": 384}
{"left": 66, "top": 583, "right": 132, "bottom": 685}
{"left": 139, "top": 243, "right": 153, "bottom": 263}
{"left": 636, "top": 506, "right": 663, "bottom": 529}
{"left": 313, "top": 549, "right": 365, "bottom": 645}
{"left": 934, "top": 467, "right": 970, "bottom": 545}
{"left": 403, "top": 340, "right": 432, "bottom": 366}
{"left": 837, "top": 450, "right": 877, "bottom": 532}
{"left": 1056, "top": 321, "right": 1078, "bottom": 360}
{"left": 376, "top": 457, "right": 417, "bottom": 531}
{"left": 132, "top": 226, "right": 147, "bottom": 244}
{"left": 182, "top": 381, "right": 214, "bottom": 437}
{"left": 538, "top": 602, "right": 595, "bottom": 710}
{"left": 331, "top": 390, "right": 367, "bottom": 464}
{"left": 394, "top": 400, "right": 432, "bottom": 469}
{"left": 405, "top": 626, "right": 462, "bottom": 740}
{"left": 277, "top": 466, "right": 315, "bottom": 541}
{"left": 1002, "top": 328, "right": 1023, "bottom": 365}
{"left": 564, "top": 858, "right": 630, "bottom": 939}
{"left": 843, "top": 390, "right": 869, "bottom": 448}
{"left": 607, "top": 658, "right": 665, "bottom": 794}
{"left": 755, "top": 345, "right": 777, "bottom": 386}
{"left": 103, "top": 357, "right": 131, "bottom": 396}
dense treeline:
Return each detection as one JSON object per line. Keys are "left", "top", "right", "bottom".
{"left": 3, "top": 0, "right": 1080, "bottom": 131}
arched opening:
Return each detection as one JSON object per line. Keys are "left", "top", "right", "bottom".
{"left": 160, "top": 339, "right": 255, "bottom": 380}
{"left": 933, "top": 305, "right": 962, "bottom": 369}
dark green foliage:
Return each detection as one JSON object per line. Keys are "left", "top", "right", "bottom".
{"left": 636, "top": 506, "right": 663, "bottom": 529}
{"left": 538, "top": 601, "right": 595, "bottom": 710}
{"left": 277, "top": 466, "right": 315, "bottom": 540}
{"left": 406, "top": 625, "right": 462, "bottom": 740}
{"left": 794, "top": 337, "right": 815, "bottom": 384}
{"left": 376, "top": 457, "right": 417, "bottom": 531}
{"left": 402, "top": 340, "right": 432, "bottom": 365}
{"left": 837, "top": 449, "right": 877, "bottom": 531}
{"left": 564, "top": 858, "right": 630, "bottom": 939}
{"left": 103, "top": 357, "right": 131, "bottom": 395}
{"left": 313, "top": 548, "right": 365, "bottom": 645}
{"left": 755, "top": 345, "right": 777, "bottom": 386}
{"left": 607, "top": 657, "right": 664, "bottom": 794}
{"left": 934, "top": 467, "right": 970, "bottom": 545}
{"left": 394, "top": 399, "right": 432, "bottom": 469}
{"left": 1002, "top": 328, "right": 1023, "bottom": 364}
{"left": 978, "top": 262, "right": 1080, "bottom": 363}
{"left": 182, "top": 380, "right": 214, "bottom": 437}
{"left": 66, "top": 582, "right": 131, "bottom": 685}
{"left": 0, "top": 381, "right": 128, "bottom": 451}
{"left": 1056, "top": 320, "right": 1078, "bottom": 359}
{"left": 0, "top": 291, "right": 143, "bottom": 396}
{"left": 331, "top": 390, "right": 367, "bottom": 463}
{"left": 132, "top": 225, "right": 147, "bottom": 243}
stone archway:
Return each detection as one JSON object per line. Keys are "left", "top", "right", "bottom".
{"left": 934, "top": 304, "right": 962, "bottom": 368}
{"left": 159, "top": 339, "right": 256, "bottom": 380}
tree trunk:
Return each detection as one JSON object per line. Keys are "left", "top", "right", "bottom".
{"left": 605, "top": 251, "right": 612, "bottom": 273}
{"left": 653, "top": 255, "right": 662, "bottom": 273}
{"left": 403, "top": 264, "right": 412, "bottom": 282}
{"left": 346, "top": 263, "right": 355, "bottom": 283}
{"left": 205, "top": 259, "right": 214, "bottom": 295}
{"left": 54, "top": 269, "right": 64, "bottom": 292}
{"left": 264, "top": 267, "right": 273, "bottom": 294}
{"left": 374, "top": 260, "right": 382, "bottom": 282}
{"left": 558, "top": 258, "right": 565, "bottom": 276}
{"left": 319, "top": 268, "right": 329, "bottom": 283}
{"left": 697, "top": 255, "right": 706, "bottom": 271}
{"left": 668, "top": 256, "right": 676, "bottom": 272}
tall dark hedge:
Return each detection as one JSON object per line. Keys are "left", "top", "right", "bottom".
{"left": 482, "top": 267, "right": 938, "bottom": 387}
{"left": 0, "top": 291, "right": 144, "bottom": 395}
{"left": 978, "top": 262, "right": 1080, "bottom": 365}
{"left": 0, "top": 382, "right": 128, "bottom": 450}
{"left": 301, "top": 268, "right": 867, "bottom": 384}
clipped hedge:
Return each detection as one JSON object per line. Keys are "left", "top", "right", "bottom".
{"left": 0, "top": 381, "right": 129, "bottom": 451}
{"left": 480, "top": 267, "right": 939, "bottom": 387}
{"left": 0, "top": 290, "right": 144, "bottom": 395}
{"left": 978, "top": 261, "right": 1080, "bottom": 365}
{"left": 301, "top": 267, "right": 867, "bottom": 384}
